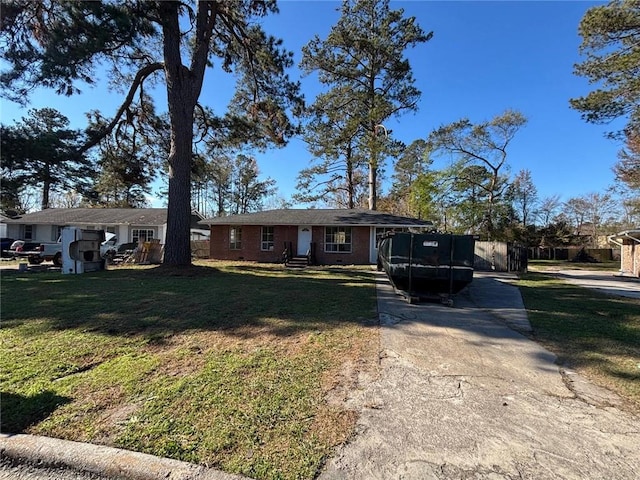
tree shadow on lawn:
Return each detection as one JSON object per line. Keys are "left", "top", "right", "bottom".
{"left": 0, "top": 391, "right": 72, "bottom": 433}
{"left": 1, "top": 264, "right": 378, "bottom": 341}
{"left": 518, "top": 279, "right": 640, "bottom": 388}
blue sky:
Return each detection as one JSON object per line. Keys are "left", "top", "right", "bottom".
{"left": 1, "top": 0, "right": 620, "bottom": 209}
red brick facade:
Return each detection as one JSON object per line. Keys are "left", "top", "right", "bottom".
{"left": 209, "top": 224, "right": 373, "bottom": 265}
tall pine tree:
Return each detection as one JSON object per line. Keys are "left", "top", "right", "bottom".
{"left": 1, "top": 1, "right": 303, "bottom": 265}
{"left": 300, "top": 0, "right": 432, "bottom": 210}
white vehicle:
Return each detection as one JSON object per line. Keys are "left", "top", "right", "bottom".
{"left": 10, "top": 239, "right": 63, "bottom": 266}
{"left": 100, "top": 232, "right": 119, "bottom": 258}
{"left": 36, "top": 241, "right": 63, "bottom": 266}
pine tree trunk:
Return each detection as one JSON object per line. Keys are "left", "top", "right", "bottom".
{"left": 41, "top": 164, "right": 51, "bottom": 210}
{"left": 161, "top": 3, "right": 197, "bottom": 266}
{"left": 164, "top": 107, "right": 194, "bottom": 266}
{"left": 368, "top": 162, "right": 377, "bottom": 211}
{"left": 346, "top": 145, "right": 355, "bottom": 209}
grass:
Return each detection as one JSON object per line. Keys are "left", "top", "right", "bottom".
{"left": 0, "top": 261, "right": 379, "bottom": 480}
{"left": 517, "top": 272, "right": 640, "bottom": 411}
{"left": 528, "top": 259, "right": 621, "bottom": 272}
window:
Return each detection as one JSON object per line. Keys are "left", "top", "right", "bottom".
{"left": 132, "top": 229, "right": 155, "bottom": 244}
{"left": 261, "top": 226, "right": 274, "bottom": 251}
{"left": 24, "top": 225, "right": 33, "bottom": 240}
{"left": 230, "top": 227, "right": 242, "bottom": 250}
{"left": 325, "top": 226, "right": 352, "bottom": 253}
{"left": 53, "top": 225, "right": 64, "bottom": 241}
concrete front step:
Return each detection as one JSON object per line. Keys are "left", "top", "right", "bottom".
{"left": 286, "top": 256, "right": 309, "bottom": 268}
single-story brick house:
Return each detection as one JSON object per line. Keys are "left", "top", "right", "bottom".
{"left": 2, "top": 208, "right": 204, "bottom": 245}
{"left": 608, "top": 229, "right": 640, "bottom": 277}
{"left": 199, "top": 209, "right": 434, "bottom": 265}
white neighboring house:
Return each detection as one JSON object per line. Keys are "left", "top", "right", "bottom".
{"left": 0, "top": 213, "right": 9, "bottom": 238}
{"left": 2, "top": 208, "right": 205, "bottom": 246}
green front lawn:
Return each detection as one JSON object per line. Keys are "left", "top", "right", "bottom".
{"left": 1, "top": 262, "right": 379, "bottom": 480}
{"left": 4, "top": 260, "right": 638, "bottom": 478}
{"left": 518, "top": 272, "right": 640, "bottom": 411}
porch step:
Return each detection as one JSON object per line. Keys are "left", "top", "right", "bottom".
{"left": 286, "top": 256, "right": 308, "bottom": 269}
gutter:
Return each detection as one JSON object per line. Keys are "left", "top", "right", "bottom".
{"left": 608, "top": 229, "right": 640, "bottom": 247}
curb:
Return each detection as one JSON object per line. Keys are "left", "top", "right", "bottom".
{"left": 0, "top": 434, "right": 252, "bottom": 480}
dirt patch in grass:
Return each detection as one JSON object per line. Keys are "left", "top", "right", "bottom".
{"left": 138, "top": 263, "right": 222, "bottom": 277}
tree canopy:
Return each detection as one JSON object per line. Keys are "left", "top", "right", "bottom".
{"left": 300, "top": 0, "right": 432, "bottom": 210}
{"left": 1, "top": 1, "right": 303, "bottom": 265}
{"left": 86, "top": 105, "right": 166, "bottom": 208}
{"left": 0, "top": 108, "right": 91, "bottom": 211}
{"left": 294, "top": 86, "right": 368, "bottom": 209}
{"left": 570, "top": 0, "right": 640, "bottom": 134}
{"left": 426, "top": 110, "right": 527, "bottom": 239}
{"left": 615, "top": 130, "right": 640, "bottom": 190}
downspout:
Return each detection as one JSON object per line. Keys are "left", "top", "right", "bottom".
{"left": 607, "top": 235, "right": 623, "bottom": 248}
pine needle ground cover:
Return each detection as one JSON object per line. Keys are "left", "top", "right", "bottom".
{"left": 1, "top": 262, "right": 379, "bottom": 480}
{"left": 518, "top": 272, "right": 640, "bottom": 411}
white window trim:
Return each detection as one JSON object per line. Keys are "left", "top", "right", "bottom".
{"left": 324, "top": 226, "right": 352, "bottom": 253}
{"left": 261, "top": 226, "right": 274, "bottom": 251}
{"left": 132, "top": 228, "right": 155, "bottom": 244}
{"left": 230, "top": 226, "right": 242, "bottom": 250}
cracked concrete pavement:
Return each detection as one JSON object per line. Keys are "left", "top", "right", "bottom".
{"left": 319, "top": 271, "right": 640, "bottom": 480}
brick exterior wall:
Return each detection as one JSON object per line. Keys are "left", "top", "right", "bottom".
{"left": 209, "top": 225, "right": 372, "bottom": 265}
{"left": 620, "top": 239, "right": 640, "bottom": 277}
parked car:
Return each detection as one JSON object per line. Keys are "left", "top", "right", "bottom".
{"left": 31, "top": 240, "right": 63, "bottom": 266}
{"left": 1, "top": 237, "right": 15, "bottom": 257}
{"left": 100, "top": 233, "right": 119, "bottom": 258}
{"left": 100, "top": 233, "right": 137, "bottom": 263}
{"left": 8, "top": 239, "right": 62, "bottom": 265}
{"left": 7, "top": 240, "right": 41, "bottom": 255}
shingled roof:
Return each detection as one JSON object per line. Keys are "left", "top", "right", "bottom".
{"left": 3, "top": 208, "right": 169, "bottom": 225}
{"left": 200, "top": 209, "right": 433, "bottom": 227}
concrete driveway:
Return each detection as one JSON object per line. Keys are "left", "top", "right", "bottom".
{"left": 543, "top": 269, "right": 640, "bottom": 299}
{"left": 320, "top": 271, "right": 640, "bottom": 480}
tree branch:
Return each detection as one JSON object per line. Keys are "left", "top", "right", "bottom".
{"left": 81, "top": 62, "right": 164, "bottom": 154}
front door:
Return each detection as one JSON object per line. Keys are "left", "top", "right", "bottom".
{"left": 297, "top": 226, "right": 312, "bottom": 255}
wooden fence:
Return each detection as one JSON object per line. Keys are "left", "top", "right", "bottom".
{"left": 474, "top": 241, "right": 528, "bottom": 273}
{"left": 528, "top": 247, "right": 617, "bottom": 262}
{"left": 191, "top": 240, "right": 210, "bottom": 259}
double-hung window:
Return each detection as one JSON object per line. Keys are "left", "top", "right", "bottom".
{"left": 261, "top": 226, "right": 274, "bottom": 251}
{"left": 325, "top": 226, "right": 352, "bottom": 253}
{"left": 53, "top": 225, "right": 63, "bottom": 241}
{"left": 230, "top": 227, "right": 242, "bottom": 250}
{"left": 132, "top": 229, "right": 155, "bottom": 244}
